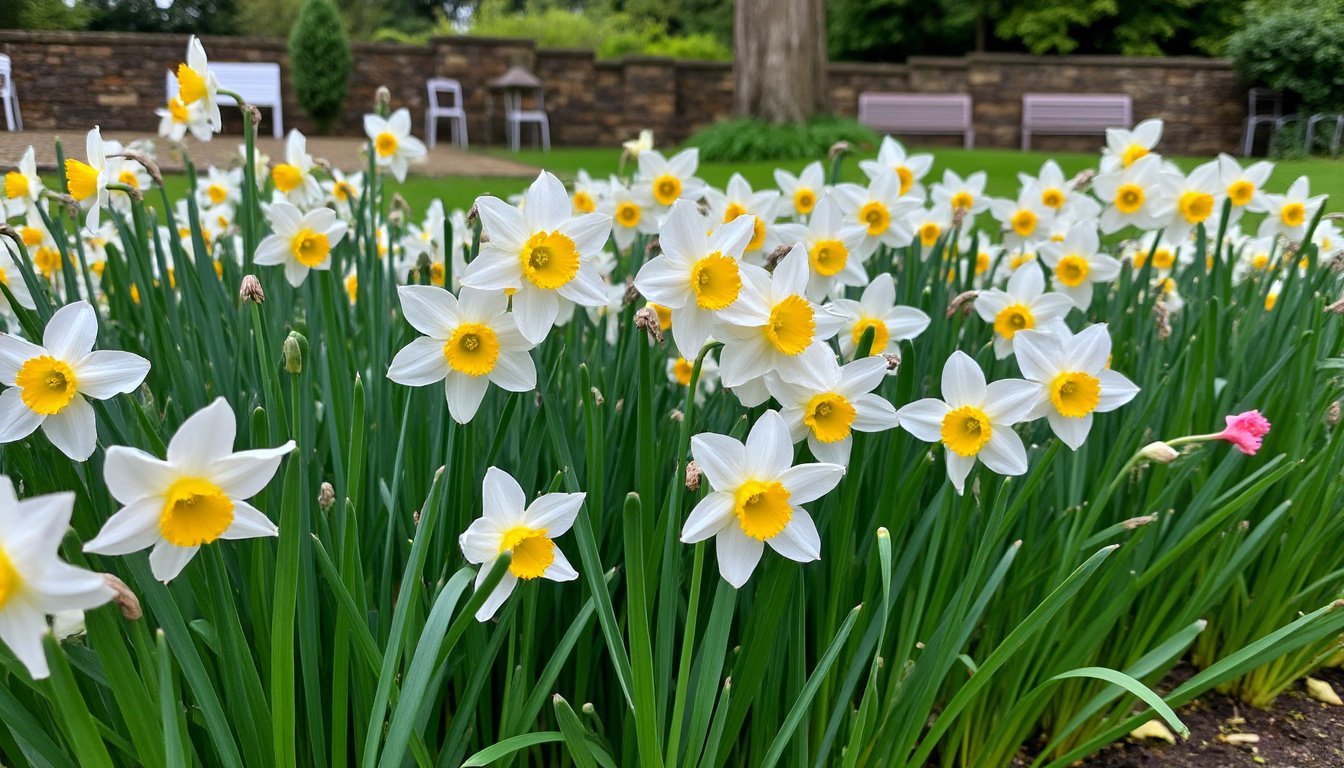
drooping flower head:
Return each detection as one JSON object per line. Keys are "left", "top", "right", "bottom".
{"left": 174, "top": 36, "right": 222, "bottom": 133}
{"left": 1214, "top": 410, "right": 1271, "bottom": 456}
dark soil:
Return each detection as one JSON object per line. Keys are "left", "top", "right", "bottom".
{"left": 1082, "top": 667, "right": 1344, "bottom": 767}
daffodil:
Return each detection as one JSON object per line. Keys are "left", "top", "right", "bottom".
{"left": 973, "top": 261, "right": 1074, "bottom": 359}
{"left": 895, "top": 351, "right": 1039, "bottom": 494}
{"left": 623, "top": 129, "right": 654, "bottom": 158}
{"left": 156, "top": 94, "right": 212, "bottom": 143}
{"left": 270, "top": 130, "right": 322, "bottom": 208}
{"left": 255, "top": 202, "right": 349, "bottom": 287}
{"left": 932, "top": 170, "right": 991, "bottom": 221}
{"left": 173, "top": 35, "right": 222, "bottom": 133}
{"left": 832, "top": 173, "right": 920, "bottom": 260}
{"left": 680, "top": 410, "right": 844, "bottom": 587}
{"left": 196, "top": 165, "right": 241, "bottom": 211}
{"left": 634, "top": 199, "right": 758, "bottom": 360}
{"left": 387, "top": 286, "right": 536, "bottom": 424}
{"left": 705, "top": 173, "right": 780, "bottom": 258}
{"left": 712, "top": 244, "right": 843, "bottom": 391}
{"left": 1160, "top": 161, "right": 1222, "bottom": 242}
{"left": 1092, "top": 155, "right": 1170, "bottom": 234}
{"left": 461, "top": 172, "right": 613, "bottom": 344}
{"left": 766, "top": 354, "right": 898, "bottom": 465}
{"left": 1101, "top": 118, "right": 1163, "bottom": 172}
{"left": 600, "top": 178, "right": 659, "bottom": 253}
{"left": 0, "top": 476, "right": 114, "bottom": 680}
{"left": 637, "top": 148, "right": 704, "bottom": 208}
{"left": 1013, "top": 324, "right": 1139, "bottom": 450}
{"left": 773, "top": 194, "right": 869, "bottom": 301}
{"left": 459, "top": 467, "right": 583, "bottom": 621}
{"left": 84, "top": 398, "right": 295, "bottom": 582}
{"left": 667, "top": 352, "right": 719, "bottom": 404}
{"left": 63, "top": 126, "right": 110, "bottom": 233}
{"left": 364, "top": 108, "right": 427, "bottom": 183}
{"left": 827, "top": 273, "right": 930, "bottom": 360}
{"left": 858, "top": 136, "right": 933, "bottom": 198}
{"left": 570, "top": 170, "right": 607, "bottom": 215}
{"left": 3, "top": 146, "right": 44, "bottom": 218}
{"left": 1217, "top": 154, "right": 1273, "bottom": 224}
{"left": 1038, "top": 222, "right": 1121, "bottom": 310}
{"left": 0, "top": 245, "right": 36, "bottom": 312}
{"left": 907, "top": 204, "right": 953, "bottom": 252}
{"left": 0, "top": 302, "right": 149, "bottom": 461}
{"left": 1252, "top": 176, "right": 1325, "bottom": 240}
{"left": 1017, "top": 159, "right": 1098, "bottom": 220}
{"left": 990, "top": 186, "right": 1055, "bottom": 248}
{"left": 323, "top": 169, "right": 364, "bottom": 219}
{"left": 774, "top": 161, "right": 827, "bottom": 219}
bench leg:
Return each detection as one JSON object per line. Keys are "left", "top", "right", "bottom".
{"left": 965, "top": 128, "right": 973, "bottom": 150}
{"left": 1021, "top": 128, "right": 1030, "bottom": 151}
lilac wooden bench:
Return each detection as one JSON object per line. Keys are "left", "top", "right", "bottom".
{"left": 857, "top": 93, "right": 974, "bottom": 149}
{"left": 1021, "top": 93, "right": 1131, "bottom": 150}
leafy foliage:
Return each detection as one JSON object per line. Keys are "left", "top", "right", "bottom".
{"left": 288, "top": 0, "right": 352, "bottom": 133}
{"left": 1228, "top": 0, "right": 1344, "bottom": 113}
{"left": 685, "top": 116, "right": 879, "bottom": 162}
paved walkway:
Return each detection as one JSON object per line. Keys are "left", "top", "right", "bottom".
{"left": 0, "top": 130, "right": 540, "bottom": 178}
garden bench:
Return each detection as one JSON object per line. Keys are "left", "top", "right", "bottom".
{"left": 857, "top": 93, "right": 974, "bottom": 148}
{"left": 1020, "top": 93, "right": 1131, "bottom": 150}
{"left": 165, "top": 62, "right": 284, "bottom": 138}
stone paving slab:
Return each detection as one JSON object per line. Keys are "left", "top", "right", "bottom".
{"left": 0, "top": 130, "right": 540, "bottom": 178}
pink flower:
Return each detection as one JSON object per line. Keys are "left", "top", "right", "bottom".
{"left": 1214, "top": 410, "right": 1271, "bottom": 455}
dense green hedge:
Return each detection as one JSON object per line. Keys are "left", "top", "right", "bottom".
{"left": 686, "top": 116, "right": 880, "bottom": 162}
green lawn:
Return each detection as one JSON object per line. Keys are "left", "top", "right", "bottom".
{"left": 148, "top": 145, "right": 1344, "bottom": 218}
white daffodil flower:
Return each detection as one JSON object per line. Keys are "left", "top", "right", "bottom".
{"left": 84, "top": 398, "right": 295, "bottom": 583}
{"left": 623, "top": 129, "right": 654, "bottom": 158}
{"left": 896, "top": 351, "right": 1039, "bottom": 494}
{"left": 667, "top": 352, "right": 720, "bottom": 404}
{"left": 0, "top": 302, "right": 150, "bottom": 461}
{"left": 255, "top": 202, "right": 349, "bottom": 287}
{"left": 1093, "top": 155, "right": 1170, "bottom": 234}
{"left": 766, "top": 354, "right": 899, "bottom": 465}
{"left": 1101, "top": 118, "right": 1163, "bottom": 172}
{"left": 712, "top": 244, "right": 843, "bottom": 392}
{"left": 974, "top": 261, "right": 1075, "bottom": 359}
{"left": 461, "top": 172, "right": 614, "bottom": 345}
{"left": 990, "top": 185, "right": 1056, "bottom": 248}
{"left": 63, "top": 126, "right": 111, "bottom": 234}
{"left": 156, "top": 94, "right": 212, "bottom": 144}
{"left": 459, "top": 467, "right": 583, "bottom": 621}
{"left": 600, "top": 177, "right": 659, "bottom": 253}
{"left": 858, "top": 136, "right": 933, "bottom": 199}
{"left": 1014, "top": 324, "right": 1140, "bottom": 450}
{"left": 1252, "top": 176, "right": 1326, "bottom": 240}
{"left": 908, "top": 204, "right": 954, "bottom": 253}
{"left": 0, "top": 245, "right": 36, "bottom": 312}
{"left": 570, "top": 170, "right": 607, "bottom": 215}
{"left": 1017, "top": 159, "right": 1099, "bottom": 221}
{"left": 174, "top": 35, "right": 222, "bottom": 133}
{"left": 1038, "top": 222, "right": 1122, "bottom": 310}
{"left": 1217, "top": 153, "right": 1273, "bottom": 224}
{"left": 0, "top": 476, "right": 114, "bottom": 680}
{"left": 635, "top": 199, "right": 757, "bottom": 360}
{"left": 932, "top": 170, "right": 991, "bottom": 220}
{"left": 387, "top": 286, "right": 536, "bottom": 424}
{"left": 680, "top": 410, "right": 844, "bottom": 587}
{"left": 364, "top": 108, "right": 427, "bottom": 183}
{"left": 827, "top": 273, "right": 929, "bottom": 360}
{"left": 196, "top": 165, "right": 242, "bottom": 211}
{"left": 705, "top": 173, "right": 781, "bottom": 260}
{"left": 637, "top": 148, "right": 704, "bottom": 208}
{"left": 323, "top": 169, "right": 364, "bottom": 219}
{"left": 1160, "top": 160, "right": 1223, "bottom": 242}
{"left": 832, "top": 173, "right": 920, "bottom": 261}
{"left": 774, "top": 161, "right": 827, "bottom": 219}
{"left": 271, "top": 130, "right": 323, "bottom": 208}
{"left": 3, "top": 146, "right": 45, "bottom": 218}
{"left": 773, "top": 194, "right": 868, "bottom": 301}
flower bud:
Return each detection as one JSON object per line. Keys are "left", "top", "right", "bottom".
{"left": 283, "top": 332, "right": 304, "bottom": 374}
{"left": 1139, "top": 441, "right": 1179, "bottom": 464}
{"left": 318, "top": 482, "right": 335, "bottom": 511}
{"left": 102, "top": 573, "right": 142, "bottom": 621}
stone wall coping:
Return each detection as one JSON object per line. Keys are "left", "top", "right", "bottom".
{"left": 964, "top": 52, "right": 1235, "bottom": 70}
{"left": 673, "top": 59, "right": 733, "bottom": 72}
{"left": 537, "top": 47, "right": 595, "bottom": 59}
{"left": 428, "top": 35, "right": 536, "bottom": 49}
{"left": 829, "top": 61, "right": 909, "bottom": 75}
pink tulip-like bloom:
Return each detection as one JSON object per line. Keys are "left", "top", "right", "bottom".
{"left": 1214, "top": 410, "right": 1271, "bottom": 455}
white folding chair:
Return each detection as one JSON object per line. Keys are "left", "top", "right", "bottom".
{"left": 0, "top": 55, "right": 22, "bottom": 132}
{"left": 503, "top": 88, "right": 549, "bottom": 152}
{"left": 426, "top": 78, "right": 468, "bottom": 149}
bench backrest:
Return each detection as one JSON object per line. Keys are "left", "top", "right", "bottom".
{"left": 166, "top": 62, "right": 282, "bottom": 107}
{"left": 858, "top": 93, "right": 971, "bottom": 132}
{"left": 1022, "top": 93, "right": 1131, "bottom": 132}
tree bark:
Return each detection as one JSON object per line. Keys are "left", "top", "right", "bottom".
{"left": 733, "top": 0, "right": 828, "bottom": 124}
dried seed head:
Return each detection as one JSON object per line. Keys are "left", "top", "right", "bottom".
{"left": 242, "top": 104, "right": 262, "bottom": 130}
{"left": 829, "top": 141, "right": 852, "bottom": 161}
{"left": 634, "top": 307, "right": 664, "bottom": 343}
{"left": 669, "top": 408, "right": 684, "bottom": 422}
{"left": 318, "top": 482, "right": 336, "bottom": 511}
{"left": 1068, "top": 168, "right": 1097, "bottom": 193}
{"left": 645, "top": 236, "right": 662, "bottom": 258}
{"left": 240, "top": 274, "right": 265, "bottom": 304}
{"left": 623, "top": 275, "right": 641, "bottom": 306}
{"left": 102, "top": 574, "right": 142, "bottom": 620}
{"left": 590, "top": 386, "right": 604, "bottom": 406}
{"left": 375, "top": 86, "right": 391, "bottom": 115}
{"left": 946, "top": 290, "right": 978, "bottom": 318}
{"left": 765, "top": 244, "right": 792, "bottom": 272}
{"left": 685, "top": 460, "right": 702, "bottom": 492}
{"left": 950, "top": 205, "right": 968, "bottom": 230}
{"left": 1325, "top": 296, "right": 1344, "bottom": 315}
{"left": 1327, "top": 401, "right": 1341, "bottom": 427}
{"left": 882, "top": 351, "right": 901, "bottom": 372}
{"left": 467, "top": 203, "right": 479, "bottom": 227}
{"left": 1154, "top": 300, "right": 1172, "bottom": 341}
{"left": 1122, "top": 515, "right": 1157, "bottom": 529}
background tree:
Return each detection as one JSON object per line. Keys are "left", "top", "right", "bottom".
{"left": 289, "top": 0, "right": 352, "bottom": 133}
{"left": 733, "top": 0, "right": 827, "bottom": 123}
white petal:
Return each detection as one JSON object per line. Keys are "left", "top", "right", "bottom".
{"left": 715, "top": 525, "right": 764, "bottom": 588}
{"left": 41, "top": 395, "right": 96, "bottom": 461}
{"left": 524, "top": 492, "right": 585, "bottom": 537}
{"left": 209, "top": 443, "right": 294, "bottom": 499}
{"left": 744, "top": 410, "right": 794, "bottom": 479}
{"left": 220, "top": 500, "right": 279, "bottom": 540}
{"left": 543, "top": 546, "right": 579, "bottom": 582}
{"left": 979, "top": 429, "right": 1029, "bottom": 476}
{"left": 482, "top": 467, "right": 527, "bottom": 524}
{"left": 445, "top": 372, "right": 490, "bottom": 424}
{"left": 1096, "top": 369, "right": 1140, "bottom": 412}
{"left": 102, "top": 446, "right": 176, "bottom": 504}
{"left": 1047, "top": 411, "right": 1092, "bottom": 450}
{"left": 44, "top": 301, "right": 98, "bottom": 361}
{"left": 941, "top": 351, "right": 987, "bottom": 407}
{"left": 474, "top": 567, "right": 517, "bottom": 622}
{"left": 83, "top": 498, "right": 162, "bottom": 555}
{"left": 149, "top": 541, "right": 200, "bottom": 582}
{"left": 896, "top": 398, "right": 949, "bottom": 443}
{"left": 72, "top": 351, "right": 149, "bottom": 400}
{"left": 769, "top": 509, "right": 821, "bottom": 562}
{"left": 777, "top": 463, "right": 845, "bottom": 504}
{"left": 167, "top": 398, "right": 236, "bottom": 473}
{"left": 558, "top": 213, "right": 614, "bottom": 257}
{"left": 489, "top": 350, "right": 536, "bottom": 393}
{"left": 0, "top": 601, "right": 51, "bottom": 679}
{"left": 681, "top": 492, "right": 734, "bottom": 543}
{"left": 851, "top": 394, "right": 899, "bottom": 432}
{"left": 946, "top": 452, "right": 975, "bottom": 495}
{"left": 398, "top": 285, "right": 458, "bottom": 338}
{"left": 0, "top": 386, "right": 43, "bottom": 444}
{"left": 0, "top": 334, "right": 46, "bottom": 385}
{"left": 475, "top": 197, "right": 529, "bottom": 252}
{"left": 983, "top": 379, "right": 1040, "bottom": 426}
{"left": 459, "top": 517, "right": 503, "bottom": 564}
{"left": 388, "top": 337, "right": 450, "bottom": 387}
{"left": 690, "top": 432, "right": 748, "bottom": 491}
{"left": 512, "top": 288, "right": 559, "bottom": 345}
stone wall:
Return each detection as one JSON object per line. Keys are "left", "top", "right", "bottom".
{"left": 0, "top": 29, "right": 1246, "bottom": 156}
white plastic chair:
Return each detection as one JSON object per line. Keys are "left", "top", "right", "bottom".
{"left": 0, "top": 55, "right": 22, "bottom": 132}
{"left": 426, "top": 78, "right": 468, "bottom": 149}
{"left": 503, "top": 89, "right": 550, "bottom": 152}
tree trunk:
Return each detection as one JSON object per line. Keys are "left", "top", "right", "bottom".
{"left": 733, "top": 0, "right": 828, "bottom": 124}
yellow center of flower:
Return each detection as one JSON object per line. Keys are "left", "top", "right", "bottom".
{"left": 850, "top": 317, "right": 889, "bottom": 354}
{"left": 1281, "top": 202, "right": 1306, "bottom": 228}
{"left": 809, "top": 238, "right": 848, "bottom": 277}
{"left": 1227, "top": 180, "right": 1254, "bottom": 207}
{"left": 4, "top": 171, "right": 29, "bottom": 200}
{"left": 689, "top": 252, "right": 741, "bottom": 310}
{"left": 375, "top": 132, "right": 398, "bottom": 158}
{"left": 498, "top": 525, "right": 553, "bottom": 579}
{"left": 1049, "top": 371, "right": 1101, "bottom": 418}
{"left": 1120, "top": 144, "right": 1148, "bottom": 168}
{"left": 1114, "top": 184, "right": 1144, "bottom": 214}
{"left": 975, "top": 251, "right": 991, "bottom": 274}
{"left": 859, "top": 201, "right": 890, "bottom": 236}
{"left": 673, "top": 357, "right": 694, "bottom": 386}
{"left": 1055, "top": 254, "right": 1090, "bottom": 287}
{"left": 804, "top": 392, "right": 856, "bottom": 443}
{"left": 118, "top": 169, "right": 141, "bottom": 189}
{"left": 993, "top": 303, "right": 1035, "bottom": 340}
{"left": 168, "top": 96, "right": 189, "bottom": 123}
{"left": 919, "top": 222, "right": 941, "bottom": 248}
{"left": 333, "top": 181, "right": 354, "bottom": 202}
{"left": 16, "top": 355, "right": 78, "bottom": 415}
{"left": 733, "top": 479, "right": 792, "bottom": 540}
{"left": 290, "top": 228, "right": 330, "bottom": 267}
{"left": 615, "top": 201, "right": 642, "bottom": 228}
{"left": 1041, "top": 187, "right": 1065, "bottom": 209}
{"left": 764, "top": 295, "right": 815, "bottom": 355}
{"left": 1265, "top": 292, "right": 1278, "bottom": 311}
{"left": 572, "top": 190, "right": 595, "bottom": 213}
{"left": 65, "top": 159, "right": 99, "bottom": 202}
{"left": 653, "top": 174, "right": 682, "bottom": 206}
{"left": 272, "top": 164, "right": 302, "bottom": 193}
{"left": 345, "top": 273, "right": 359, "bottom": 303}
{"left": 895, "top": 166, "right": 914, "bottom": 196}
{"left": 159, "top": 477, "right": 235, "bottom": 547}
{"left": 1251, "top": 253, "right": 1270, "bottom": 271}
{"left": 793, "top": 187, "right": 816, "bottom": 215}
{"left": 1178, "top": 191, "right": 1214, "bottom": 224}
{"left": 1009, "top": 252, "right": 1036, "bottom": 271}
{"left": 20, "top": 226, "right": 42, "bottom": 247}
{"left": 207, "top": 183, "right": 228, "bottom": 205}
{"left": 1011, "top": 209, "right": 1038, "bottom": 238}
{"left": 442, "top": 322, "right": 500, "bottom": 376}
{"left": 1153, "top": 248, "right": 1175, "bottom": 270}
{"left": 0, "top": 548, "right": 21, "bottom": 611}
{"left": 34, "top": 247, "right": 60, "bottom": 278}
{"left": 950, "top": 191, "right": 974, "bottom": 211}
{"left": 176, "top": 63, "right": 207, "bottom": 105}
{"left": 520, "top": 230, "right": 580, "bottom": 290}
{"left": 941, "top": 405, "right": 992, "bottom": 457}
